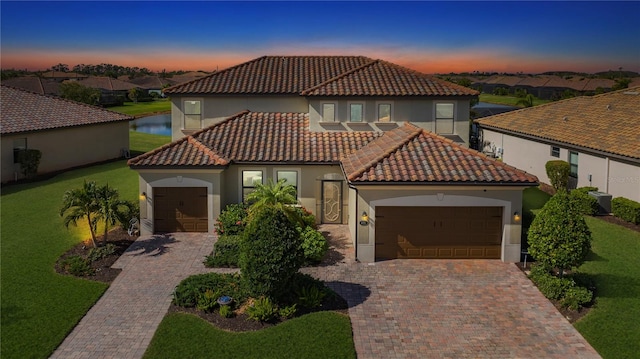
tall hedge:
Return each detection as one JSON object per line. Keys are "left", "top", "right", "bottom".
{"left": 545, "top": 160, "right": 570, "bottom": 191}
{"left": 239, "top": 206, "right": 304, "bottom": 300}
{"left": 612, "top": 197, "right": 640, "bottom": 224}
{"left": 528, "top": 191, "right": 592, "bottom": 277}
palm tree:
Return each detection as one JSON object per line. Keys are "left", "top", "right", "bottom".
{"left": 60, "top": 181, "right": 100, "bottom": 248}
{"left": 94, "top": 183, "right": 135, "bottom": 245}
{"left": 516, "top": 94, "right": 535, "bottom": 108}
{"left": 246, "top": 179, "right": 301, "bottom": 225}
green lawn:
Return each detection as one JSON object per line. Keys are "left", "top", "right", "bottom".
{"left": 109, "top": 100, "right": 171, "bottom": 117}
{"left": 143, "top": 312, "right": 356, "bottom": 359}
{"left": 0, "top": 132, "right": 170, "bottom": 359}
{"left": 479, "top": 93, "right": 551, "bottom": 107}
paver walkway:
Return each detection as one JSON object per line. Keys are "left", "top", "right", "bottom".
{"left": 50, "top": 233, "right": 216, "bottom": 359}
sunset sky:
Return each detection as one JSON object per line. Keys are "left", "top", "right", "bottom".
{"left": 1, "top": 1, "right": 639, "bottom": 74}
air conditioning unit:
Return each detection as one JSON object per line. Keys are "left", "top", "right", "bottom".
{"left": 588, "top": 191, "right": 612, "bottom": 214}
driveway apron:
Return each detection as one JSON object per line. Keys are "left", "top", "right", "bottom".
{"left": 50, "top": 233, "right": 215, "bottom": 359}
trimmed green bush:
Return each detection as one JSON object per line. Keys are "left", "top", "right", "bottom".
{"left": 299, "top": 226, "right": 328, "bottom": 264}
{"left": 545, "top": 160, "right": 570, "bottom": 191}
{"left": 279, "top": 304, "right": 297, "bottom": 319}
{"left": 528, "top": 264, "right": 593, "bottom": 310}
{"left": 61, "top": 255, "right": 95, "bottom": 276}
{"left": 561, "top": 286, "right": 593, "bottom": 310}
{"left": 529, "top": 267, "right": 575, "bottom": 300}
{"left": 219, "top": 304, "right": 234, "bottom": 318}
{"left": 528, "top": 191, "right": 592, "bottom": 276}
{"left": 570, "top": 188, "right": 599, "bottom": 216}
{"left": 214, "top": 203, "right": 248, "bottom": 236}
{"left": 612, "top": 197, "right": 640, "bottom": 224}
{"left": 205, "top": 235, "right": 241, "bottom": 267}
{"left": 196, "top": 289, "right": 220, "bottom": 312}
{"left": 294, "top": 206, "right": 317, "bottom": 229}
{"left": 240, "top": 206, "right": 304, "bottom": 301}
{"left": 173, "top": 273, "right": 245, "bottom": 308}
{"left": 246, "top": 297, "right": 279, "bottom": 322}
{"left": 87, "top": 243, "right": 116, "bottom": 262}
{"left": 296, "top": 285, "right": 326, "bottom": 309}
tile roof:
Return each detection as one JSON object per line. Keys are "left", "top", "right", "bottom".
{"left": 342, "top": 123, "right": 538, "bottom": 184}
{"left": 475, "top": 87, "right": 640, "bottom": 160}
{"left": 163, "top": 56, "right": 476, "bottom": 97}
{"left": 126, "top": 76, "right": 173, "bottom": 89}
{"left": 1, "top": 85, "right": 132, "bottom": 135}
{"left": 129, "top": 111, "right": 537, "bottom": 186}
{"left": 75, "top": 76, "right": 139, "bottom": 91}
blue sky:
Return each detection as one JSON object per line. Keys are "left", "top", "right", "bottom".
{"left": 1, "top": 1, "right": 639, "bottom": 73}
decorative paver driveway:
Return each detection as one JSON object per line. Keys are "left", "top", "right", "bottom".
{"left": 50, "top": 233, "right": 216, "bottom": 359}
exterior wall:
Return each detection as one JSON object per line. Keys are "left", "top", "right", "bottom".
{"left": 308, "top": 97, "right": 471, "bottom": 146}
{"left": 170, "top": 95, "right": 308, "bottom": 140}
{"left": 352, "top": 185, "right": 527, "bottom": 263}
{"left": 1, "top": 122, "right": 129, "bottom": 183}
{"left": 481, "top": 129, "right": 640, "bottom": 202}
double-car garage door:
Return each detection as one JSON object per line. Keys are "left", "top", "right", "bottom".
{"left": 375, "top": 206, "right": 503, "bottom": 260}
{"left": 153, "top": 187, "right": 208, "bottom": 233}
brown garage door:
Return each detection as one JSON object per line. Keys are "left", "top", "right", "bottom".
{"left": 153, "top": 187, "right": 208, "bottom": 233}
{"left": 375, "top": 206, "right": 502, "bottom": 260}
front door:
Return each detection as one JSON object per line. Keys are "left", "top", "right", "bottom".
{"left": 321, "top": 180, "right": 342, "bottom": 224}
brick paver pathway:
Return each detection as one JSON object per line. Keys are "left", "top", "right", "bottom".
{"left": 50, "top": 233, "right": 216, "bottom": 359}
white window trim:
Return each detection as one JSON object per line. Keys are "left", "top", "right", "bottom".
{"left": 239, "top": 167, "right": 266, "bottom": 202}
{"left": 274, "top": 167, "right": 301, "bottom": 199}
{"left": 183, "top": 98, "right": 203, "bottom": 130}
{"left": 434, "top": 101, "right": 456, "bottom": 134}
{"left": 375, "top": 101, "right": 394, "bottom": 123}
{"left": 348, "top": 101, "right": 365, "bottom": 123}
{"left": 320, "top": 102, "right": 336, "bottom": 122}
{"left": 550, "top": 146, "right": 560, "bottom": 158}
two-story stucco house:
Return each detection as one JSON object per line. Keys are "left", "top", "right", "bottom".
{"left": 128, "top": 56, "right": 538, "bottom": 263}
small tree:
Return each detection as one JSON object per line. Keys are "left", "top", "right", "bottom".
{"left": 17, "top": 149, "right": 41, "bottom": 179}
{"left": 516, "top": 94, "right": 535, "bottom": 107}
{"left": 94, "top": 183, "right": 135, "bottom": 245}
{"left": 60, "top": 181, "right": 100, "bottom": 248}
{"left": 528, "top": 191, "right": 592, "bottom": 277}
{"left": 239, "top": 206, "right": 304, "bottom": 300}
{"left": 246, "top": 179, "right": 302, "bottom": 225}
{"left": 59, "top": 82, "right": 101, "bottom": 105}
{"left": 545, "top": 160, "right": 570, "bottom": 192}
{"left": 128, "top": 88, "right": 141, "bottom": 103}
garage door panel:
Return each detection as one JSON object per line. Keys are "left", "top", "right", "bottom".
{"left": 153, "top": 187, "right": 208, "bottom": 233}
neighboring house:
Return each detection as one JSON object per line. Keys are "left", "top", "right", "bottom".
{"left": 1, "top": 76, "right": 60, "bottom": 96}
{"left": 163, "top": 56, "right": 477, "bottom": 146}
{"left": 72, "top": 76, "right": 142, "bottom": 105}
{"left": 1, "top": 85, "right": 132, "bottom": 183}
{"left": 476, "top": 87, "right": 640, "bottom": 202}
{"left": 473, "top": 75, "right": 620, "bottom": 99}
{"left": 125, "top": 75, "right": 174, "bottom": 97}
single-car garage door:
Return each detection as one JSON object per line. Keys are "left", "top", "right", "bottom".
{"left": 375, "top": 206, "right": 502, "bottom": 260}
{"left": 153, "top": 187, "right": 208, "bottom": 233}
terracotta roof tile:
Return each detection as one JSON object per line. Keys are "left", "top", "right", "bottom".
{"left": 475, "top": 87, "right": 640, "bottom": 159}
{"left": 75, "top": 76, "right": 139, "bottom": 91}
{"left": 1, "top": 85, "right": 132, "bottom": 135}
{"left": 342, "top": 123, "right": 537, "bottom": 184}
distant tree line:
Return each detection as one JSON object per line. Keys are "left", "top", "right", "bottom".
{"left": 1, "top": 63, "right": 198, "bottom": 80}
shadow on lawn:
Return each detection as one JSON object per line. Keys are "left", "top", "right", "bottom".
{"left": 127, "top": 234, "right": 177, "bottom": 257}
{"left": 326, "top": 281, "right": 372, "bottom": 308}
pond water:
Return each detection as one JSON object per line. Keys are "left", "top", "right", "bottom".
{"left": 129, "top": 114, "right": 171, "bottom": 136}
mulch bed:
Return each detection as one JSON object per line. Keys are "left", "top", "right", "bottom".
{"left": 593, "top": 214, "right": 640, "bottom": 232}
{"left": 55, "top": 228, "right": 137, "bottom": 283}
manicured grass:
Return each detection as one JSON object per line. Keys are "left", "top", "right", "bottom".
{"left": 130, "top": 131, "right": 172, "bottom": 154}
{"left": 0, "top": 133, "right": 170, "bottom": 359}
{"left": 479, "top": 93, "right": 551, "bottom": 107}
{"left": 574, "top": 217, "right": 640, "bottom": 359}
{"left": 143, "top": 312, "right": 356, "bottom": 359}
{"left": 109, "top": 100, "right": 171, "bottom": 116}
{"left": 523, "top": 187, "right": 551, "bottom": 212}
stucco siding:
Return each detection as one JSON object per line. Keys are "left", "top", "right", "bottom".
{"left": 2, "top": 122, "right": 129, "bottom": 183}
{"left": 608, "top": 161, "right": 640, "bottom": 201}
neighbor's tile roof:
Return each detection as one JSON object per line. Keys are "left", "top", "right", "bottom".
{"left": 475, "top": 87, "right": 640, "bottom": 160}
{"left": 75, "top": 76, "right": 139, "bottom": 91}
{"left": 164, "top": 56, "right": 477, "bottom": 96}
{"left": 128, "top": 111, "right": 382, "bottom": 167}
{"left": 1, "top": 85, "right": 132, "bottom": 135}
{"left": 342, "top": 123, "right": 538, "bottom": 184}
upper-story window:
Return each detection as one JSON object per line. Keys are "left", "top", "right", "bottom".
{"left": 550, "top": 146, "right": 560, "bottom": 158}
{"left": 276, "top": 170, "right": 299, "bottom": 198}
{"left": 435, "top": 103, "right": 455, "bottom": 134}
{"left": 13, "top": 138, "right": 27, "bottom": 163}
{"left": 377, "top": 103, "right": 392, "bottom": 122}
{"left": 322, "top": 103, "right": 335, "bottom": 122}
{"left": 349, "top": 103, "right": 364, "bottom": 122}
{"left": 184, "top": 100, "right": 202, "bottom": 129}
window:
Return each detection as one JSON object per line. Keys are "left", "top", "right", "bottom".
{"left": 13, "top": 138, "right": 27, "bottom": 163}
{"left": 435, "top": 103, "right": 455, "bottom": 134}
{"left": 322, "top": 103, "right": 335, "bottom": 122}
{"left": 377, "top": 103, "right": 392, "bottom": 122}
{"left": 569, "top": 151, "right": 579, "bottom": 178}
{"left": 184, "top": 100, "right": 201, "bottom": 129}
{"left": 349, "top": 103, "right": 364, "bottom": 122}
{"left": 276, "top": 170, "right": 298, "bottom": 197}
{"left": 242, "top": 170, "right": 263, "bottom": 200}
{"left": 550, "top": 146, "right": 560, "bottom": 158}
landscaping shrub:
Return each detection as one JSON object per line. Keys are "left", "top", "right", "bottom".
{"left": 294, "top": 206, "right": 317, "bottom": 229}
{"left": 246, "top": 297, "right": 279, "bottom": 322}
{"left": 545, "top": 160, "right": 570, "bottom": 192}
{"left": 529, "top": 266, "right": 575, "bottom": 300}
{"left": 570, "top": 188, "right": 599, "bottom": 216}
{"left": 196, "top": 289, "right": 220, "bottom": 312}
{"left": 173, "top": 273, "right": 244, "bottom": 308}
{"left": 205, "top": 235, "right": 241, "bottom": 267}
{"left": 61, "top": 255, "right": 95, "bottom": 276}
{"left": 561, "top": 286, "right": 593, "bottom": 311}
{"left": 240, "top": 206, "right": 304, "bottom": 301}
{"left": 219, "top": 304, "right": 234, "bottom": 318}
{"left": 528, "top": 191, "right": 592, "bottom": 277}
{"left": 87, "top": 243, "right": 116, "bottom": 262}
{"left": 279, "top": 304, "right": 297, "bottom": 319}
{"left": 214, "top": 203, "right": 248, "bottom": 236}
{"left": 612, "top": 197, "right": 640, "bottom": 224}
{"left": 299, "top": 226, "right": 328, "bottom": 264}
{"left": 296, "top": 285, "right": 326, "bottom": 309}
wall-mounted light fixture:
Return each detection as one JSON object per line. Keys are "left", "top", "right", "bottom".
{"left": 139, "top": 192, "right": 147, "bottom": 200}
{"left": 359, "top": 211, "right": 369, "bottom": 226}
{"left": 513, "top": 211, "right": 521, "bottom": 222}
